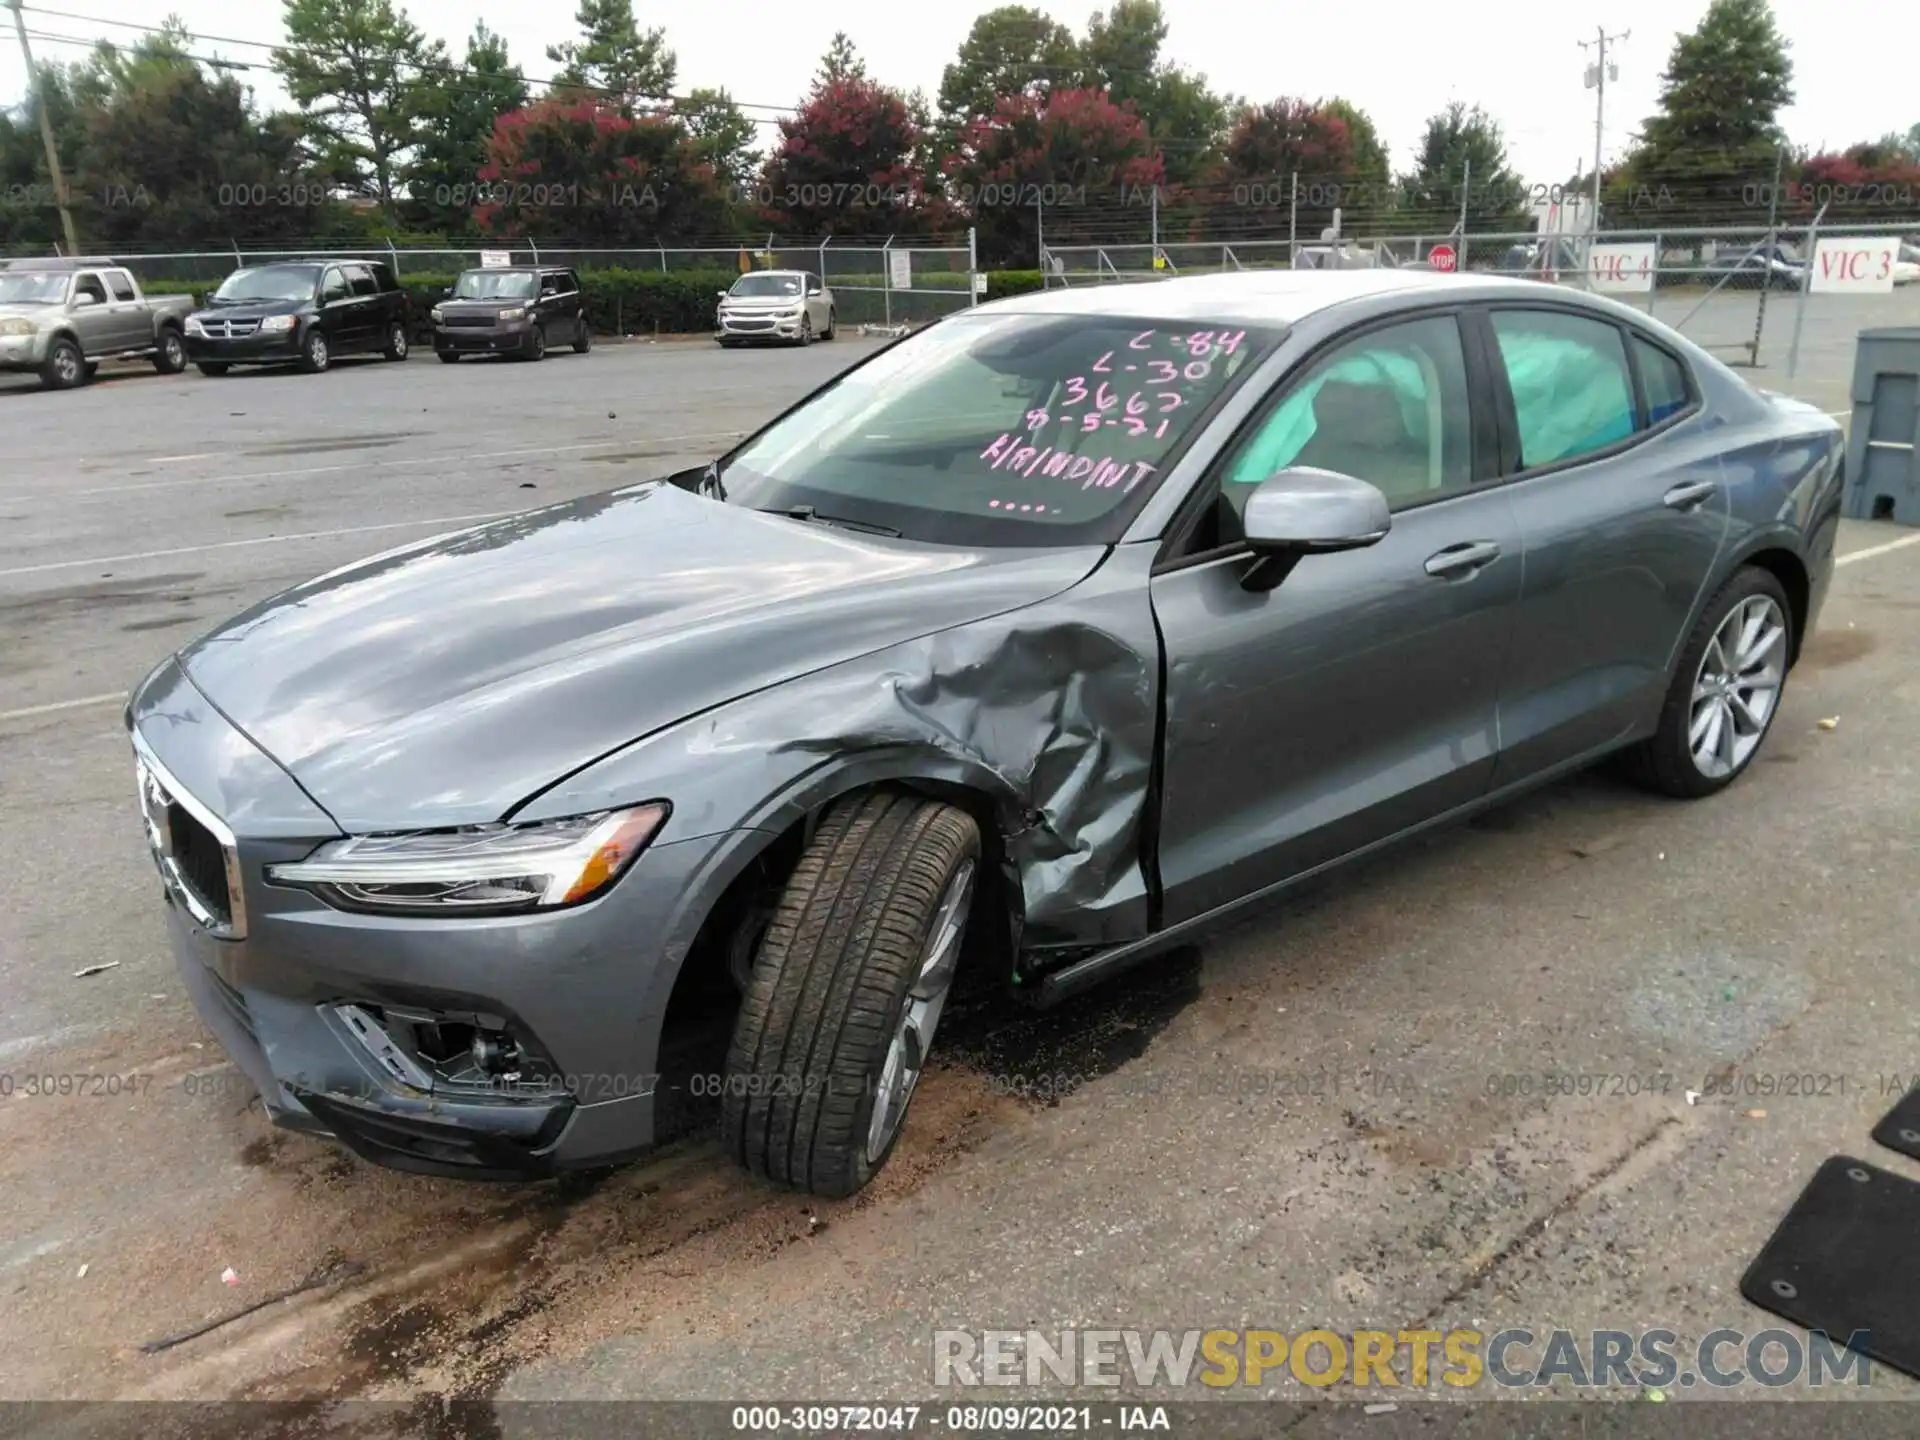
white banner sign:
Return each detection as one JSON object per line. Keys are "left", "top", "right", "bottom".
{"left": 888, "top": 249, "right": 912, "bottom": 290}
{"left": 479, "top": 250, "right": 513, "bottom": 268}
{"left": 1586, "top": 242, "right": 1656, "bottom": 293}
{"left": 971, "top": 271, "right": 988, "bottom": 294}
{"left": 1810, "top": 237, "right": 1898, "bottom": 293}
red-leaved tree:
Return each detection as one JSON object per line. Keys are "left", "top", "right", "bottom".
{"left": 1792, "top": 148, "right": 1920, "bottom": 224}
{"left": 474, "top": 95, "right": 730, "bottom": 244}
{"left": 1209, "top": 99, "right": 1363, "bottom": 239}
{"left": 757, "top": 75, "right": 934, "bottom": 239}
{"left": 944, "top": 87, "right": 1164, "bottom": 266}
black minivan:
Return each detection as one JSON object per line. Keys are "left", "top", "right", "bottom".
{"left": 184, "top": 258, "right": 410, "bottom": 376}
{"left": 432, "top": 265, "right": 590, "bottom": 362}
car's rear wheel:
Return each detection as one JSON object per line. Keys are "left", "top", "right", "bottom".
{"left": 196, "top": 361, "right": 230, "bottom": 377}
{"left": 299, "top": 328, "right": 329, "bottom": 373}
{"left": 382, "top": 320, "right": 409, "bottom": 360}
{"left": 1622, "top": 566, "right": 1793, "bottom": 798}
{"left": 41, "top": 338, "right": 84, "bottom": 389}
{"left": 722, "top": 789, "right": 980, "bottom": 1198}
{"left": 154, "top": 328, "right": 187, "bottom": 374}
{"left": 572, "top": 317, "right": 592, "bottom": 353}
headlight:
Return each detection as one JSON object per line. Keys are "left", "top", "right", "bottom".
{"left": 185, "top": 316, "right": 205, "bottom": 336}
{"left": 430, "top": 305, "right": 444, "bottom": 322}
{"left": 0, "top": 317, "right": 35, "bottom": 336}
{"left": 265, "top": 802, "right": 669, "bottom": 916}
{"left": 258, "top": 315, "right": 296, "bottom": 333}
{"left": 498, "top": 306, "right": 527, "bottom": 322}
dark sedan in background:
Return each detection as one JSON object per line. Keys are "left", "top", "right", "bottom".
{"left": 432, "top": 265, "right": 590, "bottom": 362}
{"left": 185, "top": 258, "right": 411, "bottom": 375}
{"left": 129, "top": 270, "right": 1842, "bottom": 1198}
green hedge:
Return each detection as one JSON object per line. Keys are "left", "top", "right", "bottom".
{"left": 132, "top": 266, "right": 1046, "bottom": 335}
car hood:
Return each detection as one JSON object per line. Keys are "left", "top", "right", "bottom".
{"left": 192, "top": 297, "right": 308, "bottom": 320}
{"left": 722, "top": 294, "right": 807, "bottom": 311}
{"left": 439, "top": 297, "right": 532, "bottom": 313}
{"left": 175, "top": 483, "right": 1105, "bottom": 833}
{"left": 0, "top": 301, "right": 60, "bottom": 323}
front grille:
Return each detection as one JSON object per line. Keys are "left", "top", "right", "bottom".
{"left": 443, "top": 314, "right": 497, "bottom": 328}
{"left": 167, "top": 800, "right": 233, "bottom": 929}
{"left": 201, "top": 318, "right": 260, "bottom": 339}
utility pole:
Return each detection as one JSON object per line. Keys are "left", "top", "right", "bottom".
{"left": 1580, "top": 26, "right": 1628, "bottom": 237}
{"left": 8, "top": 0, "right": 80, "bottom": 254}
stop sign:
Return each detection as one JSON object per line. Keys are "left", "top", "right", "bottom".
{"left": 1429, "top": 243, "right": 1457, "bottom": 272}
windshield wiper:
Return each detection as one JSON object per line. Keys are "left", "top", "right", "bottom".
{"left": 757, "top": 504, "right": 900, "bottom": 538}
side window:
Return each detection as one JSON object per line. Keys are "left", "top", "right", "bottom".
{"left": 1490, "top": 310, "right": 1637, "bottom": 469}
{"left": 1220, "top": 314, "right": 1474, "bottom": 518}
{"left": 344, "top": 264, "right": 378, "bottom": 296}
{"left": 563, "top": 270, "right": 581, "bottom": 294}
{"left": 106, "top": 270, "right": 138, "bottom": 301}
{"left": 321, "top": 268, "right": 350, "bottom": 302}
{"left": 1633, "top": 336, "right": 1693, "bottom": 426}
{"left": 73, "top": 272, "right": 108, "bottom": 303}
{"left": 539, "top": 272, "right": 561, "bottom": 297}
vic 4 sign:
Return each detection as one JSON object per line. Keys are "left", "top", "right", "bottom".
{"left": 1811, "top": 238, "right": 1899, "bottom": 294}
{"left": 1587, "top": 244, "right": 1655, "bottom": 294}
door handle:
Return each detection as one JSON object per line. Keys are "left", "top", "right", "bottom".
{"left": 1663, "top": 480, "right": 1717, "bottom": 511}
{"left": 1424, "top": 540, "right": 1502, "bottom": 578}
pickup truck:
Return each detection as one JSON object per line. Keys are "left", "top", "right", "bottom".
{"left": 0, "top": 256, "right": 194, "bottom": 389}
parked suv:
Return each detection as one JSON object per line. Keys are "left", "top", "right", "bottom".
{"left": 432, "top": 265, "right": 590, "bottom": 362}
{"left": 0, "top": 257, "right": 192, "bottom": 389}
{"left": 185, "top": 259, "right": 410, "bottom": 375}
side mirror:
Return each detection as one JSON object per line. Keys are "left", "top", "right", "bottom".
{"left": 1238, "top": 467, "right": 1391, "bottom": 592}
{"left": 71, "top": 292, "right": 98, "bottom": 308}
{"left": 716, "top": 289, "right": 729, "bottom": 300}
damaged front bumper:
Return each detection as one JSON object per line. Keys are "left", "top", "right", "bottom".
{"left": 130, "top": 658, "right": 741, "bottom": 1181}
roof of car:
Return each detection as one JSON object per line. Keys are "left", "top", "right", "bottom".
{"left": 456, "top": 264, "right": 573, "bottom": 273}
{"left": 3, "top": 256, "right": 125, "bottom": 271}
{"left": 985, "top": 269, "right": 1567, "bottom": 324}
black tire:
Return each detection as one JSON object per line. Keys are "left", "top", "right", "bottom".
{"left": 572, "top": 317, "right": 591, "bottom": 353}
{"left": 196, "top": 361, "right": 231, "bottom": 377}
{"left": 823, "top": 307, "right": 837, "bottom": 340}
{"left": 437, "top": 351, "right": 460, "bottom": 364}
{"left": 154, "top": 327, "right": 187, "bottom": 374}
{"left": 523, "top": 324, "right": 546, "bottom": 361}
{"left": 1619, "top": 566, "right": 1794, "bottom": 799}
{"left": 83, "top": 361, "right": 100, "bottom": 380}
{"left": 722, "top": 789, "right": 981, "bottom": 1198}
{"left": 382, "top": 319, "right": 409, "bottom": 361}
{"left": 796, "top": 314, "right": 814, "bottom": 347}
{"left": 298, "top": 328, "right": 329, "bottom": 373}
{"left": 40, "top": 337, "right": 84, "bottom": 390}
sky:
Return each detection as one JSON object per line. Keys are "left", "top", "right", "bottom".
{"left": 2, "top": 0, "right": 1916, "bottom": 184}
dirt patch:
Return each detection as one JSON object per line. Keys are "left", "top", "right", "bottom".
{"left": 1799, "top": 628, "right": 1875, "bottom": 670}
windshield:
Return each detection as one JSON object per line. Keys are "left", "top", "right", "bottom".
{"left": 713, "top": 312, "right": 1276, "bottom": 546}
{"left": 0, "top": 271, "right": 69, "bottom": 304}
{"left": 730, "top": 273, "right": 805, "bottom": 298}
{"left": 453, "top": 269, "right": 538, "bottom": 299}
{"left": 212, "top": 266, "right": 319, "bottom": 304}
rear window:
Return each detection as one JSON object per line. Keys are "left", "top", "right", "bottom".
{"left": 1633, "top": 337, "right": 1693, "bottom": 426}
{"left": 106, "top": 270, "right": 137, "bottom": 301}
{"left": 344, "top": 265, "right": 378, "bottom": 296}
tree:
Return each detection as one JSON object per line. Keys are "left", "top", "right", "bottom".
{"left": 1078, "top": 2, "right": 1226, "bottom": 187}
{"left": 1793, "top": 146, "right": 1920, "bottom": 224}
{"left": 1400, "top": 102, "right": 1527, "bottom": 233}
{"left": 679, "top": 88, "right": 761, "bottom": 194}
{"left": 1627, "top": 0, "right": 1793, "bottom": 222}
{"left": 1321, "top": 99, "right": 1391, "bottom": 186}
{"left": 475, "top": 95, "right": 727, "bottom": 243}
{"left": 944, "top": 87, "right": 1164, "bottom": 264}
{"left": 1213, "top": 99, "right": 1374, "bottom": 237}
{"left": 759, "top": 73, "right": 926, "bottom": 239}
{"left": 816, "top": 32, "right": 866, "bottom": 87}
{"left": 273, "top": 0, "right": 436, "bottom": 211}
{"left": 406, "top": 22, "right": 527, "bottom": 234}
{"left": 545, "top": 0, "right": 677, "bottom": 112}
{"left": 936, "top": 6, "right": 1080, "bottom": 140}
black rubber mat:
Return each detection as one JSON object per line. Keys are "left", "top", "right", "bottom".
{"left": 1871, "top": 1086, "right": 1920, "bottom": 1160}
{"left": 1740, "top": 1155, "right": 1920, "bottom": 1380}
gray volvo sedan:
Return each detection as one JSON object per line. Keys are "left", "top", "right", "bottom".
{"left": 128, "top": 270, "right": 1843, "bottom": 1197}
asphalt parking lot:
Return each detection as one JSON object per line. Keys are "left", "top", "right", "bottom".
{"left": 4, "top": 311, "right": 1920, "bottom": 1415}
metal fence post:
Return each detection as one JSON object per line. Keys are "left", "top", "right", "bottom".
{"left": 659, "top": 243, "right": 666, "bottom": 273}
{"left": 1036, "top": 194, "right": 1045, "bottom": 283}
{"left": 1786, "top": 202, "right": 1831, "bottom": 381}
{"left": 883, "top": 235, "right": 892, "bottom": 329}
{"left": 1459, "top": 160, "right": 1471, "bottom": 270}
{"left": 1288, "top": 172, "right": 1298, "bottom": 267}
{"left": 1647, "top": 230, "right": 1661, "bottom": 318}
{"left": 819, "top": 233, "right": 830, "bottom": 288}
{"left": 968, "top": 226, "right": 978, "bottom": 306}
{"left": 1749, "top": 146, "right": 1785, "bottom": 367}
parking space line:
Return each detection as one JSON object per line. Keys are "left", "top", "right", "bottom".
{"left": 1837, "top": 530, "right": 1920, "bottom": 566}
{"left": 4, "top": 431, "right": 746, "bottom": 501}
{"left": 0, "top": 510, "right": 517, "bottom": 579}
{"left": 0, "top": 692, "right": 125, "bottom": 722}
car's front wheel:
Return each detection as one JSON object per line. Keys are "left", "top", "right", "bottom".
{"left": 523, "top": 324, "right": 546, "bottom": 361}
{"left": 1623, "top": 566, "right": 1793, "bottom": 798}
{"left": 299, "top": 328, "right": 330, "bottom": 373}
{"left": 41, "top": 337, "right": 84, "bottom": 390}
{"left": 722, "top": 789, "right": 980, "bottom": 1198}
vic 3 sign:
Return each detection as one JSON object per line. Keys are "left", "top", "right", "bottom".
{"left": 1810, "top": 238, "right": 1898, "bottom": 294}
{"left": 1587, "top": 244, "right": 1655, "bottom": 293}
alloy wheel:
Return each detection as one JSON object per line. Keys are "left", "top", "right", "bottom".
{"left": 1688, "top": 594, "right": 1786, "bottom": 779}
{"left": 865, "top": 858, "right": 974, "bottom": 1163}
